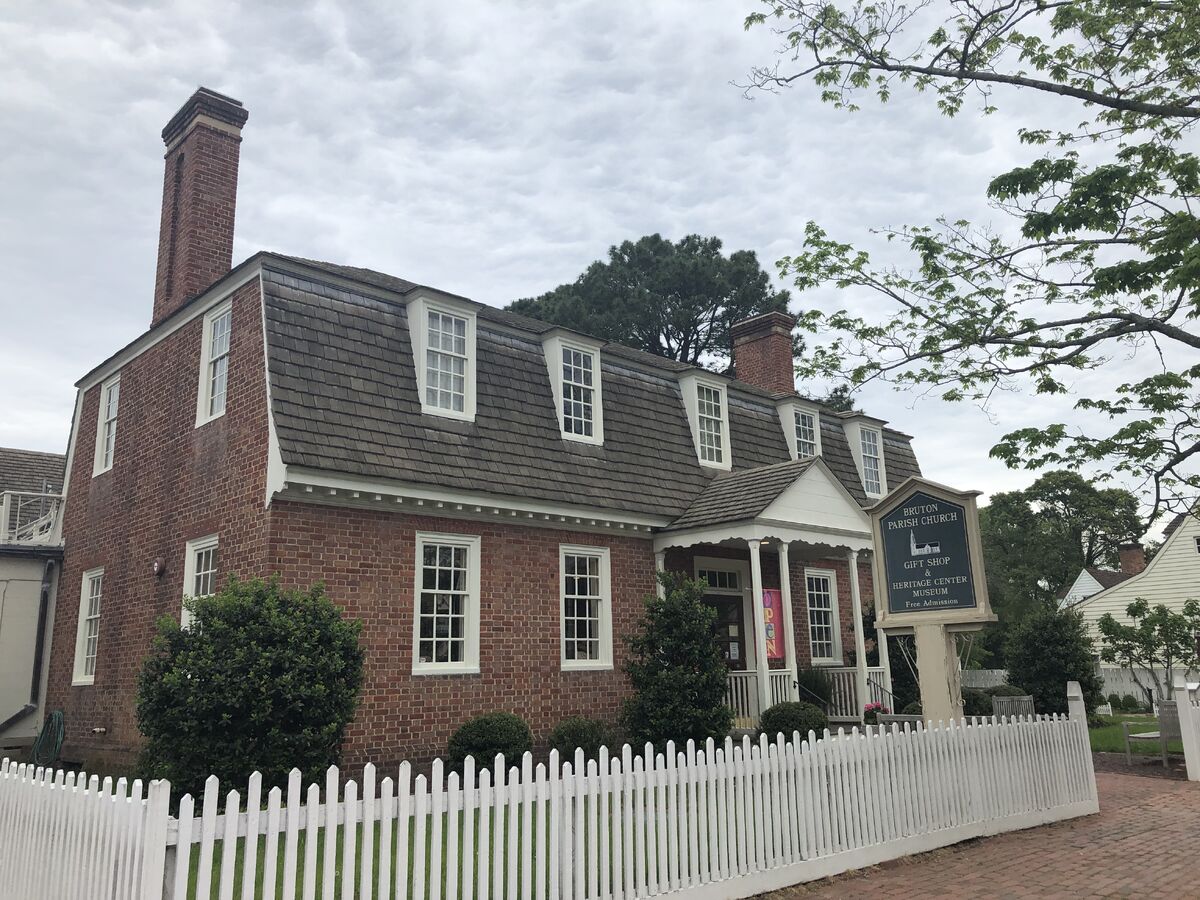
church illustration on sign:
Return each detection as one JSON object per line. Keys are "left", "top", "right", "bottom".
{"left": 910, "top": 530, "right": 941, "bottom": 557}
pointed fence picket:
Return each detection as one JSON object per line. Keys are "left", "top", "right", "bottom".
{"left": 0, "top": 714, "right": 1098, "bottom": 900}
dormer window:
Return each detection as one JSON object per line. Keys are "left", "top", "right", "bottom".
{"left": 796, "top": 410, "right": 818, "bottom": 457}
{"left": 411, "top": 295, "right": 477, "bottom": 421}
{"left": 860, "top": 427, "right": 883, "bottom": 495}
{"left": 679, "top": 373, "right": 731, "bottom": 470}
{"left": 777, "top": 399, "right": 822, "bottom": 461}
{"left": 542, "top": 333, "right": 604, "bottom": 444}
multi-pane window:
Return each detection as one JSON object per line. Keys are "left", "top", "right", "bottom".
{"left": 182, "top": 535, "right": 218, "bottom": 629}
{"left": 74, "top": 569, "right": 103, "bottom": 683}
{"left": 425, "top": 310, "right": 468, "bottom": 412}
{"left": 697, "top": 384, "right": 725, "bottom": 464}
{"left": 205, "top": 306, "right": 232, "bottom": 419}
{"left": 561, "top": 347, "right": 595, "bottom": 437}
{"left": 861, "top": 428, "right": 883, "bottom": 495}
{"left": 96, "top": 376, "right": 120, "bottom": 473}
{"left": 561, "top": 546, "right": 611, "bottom": 668}
{"left": 698, "top": 568, "right": 740, "bottom": 591}
{"left": 417, "top": 540, "right": 471, "bottom": 665}
{"left": 806, "top": 571, "right": 837, "bottom": 662}
{"left": 795, "top": 410, "right": 818, "bottom": 457}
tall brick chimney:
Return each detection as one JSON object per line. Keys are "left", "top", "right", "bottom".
{"left": 1118, "top": 542, "right": 1147, "bottom": 576}
{"left": 152, "top": 87, "right": 249, "bottom": 325}
{"left": 730, "top": 311, "right": 798, "bottom": 394}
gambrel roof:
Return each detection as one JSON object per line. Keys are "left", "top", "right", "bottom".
{"left": 259, "top": 257, "right": 921, "bottom": 524}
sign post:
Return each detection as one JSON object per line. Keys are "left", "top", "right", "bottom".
{"left": 870, "top": 478, "right": 995, "bottom": 722}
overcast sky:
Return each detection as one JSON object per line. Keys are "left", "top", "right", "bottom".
{"left": 0, "top": 1, "right": 1173, "bottom": 515}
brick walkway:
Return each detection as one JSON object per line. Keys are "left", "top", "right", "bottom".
{"left": 763, "top": 771, "right": 1196, "bottom": 899}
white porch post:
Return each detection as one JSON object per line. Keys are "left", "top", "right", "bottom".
{"left": 654, "top": 551, "right": 666, "bottom": 598}
{"left": 747, "top": 540, "right": 772, "bottom": 717}
{"left": 847, "top": 548, "right": 869, "bottom": 722}
{"left": 777, "top": 542, "right": 799, "bottom": 701}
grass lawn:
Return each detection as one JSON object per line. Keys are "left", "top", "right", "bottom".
{"left": 1089, "top": 713, "right": 1184, "bottom": 755}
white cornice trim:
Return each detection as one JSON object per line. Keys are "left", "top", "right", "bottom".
{"left": 275, "top": 466, "right": 672, "bottom": 533}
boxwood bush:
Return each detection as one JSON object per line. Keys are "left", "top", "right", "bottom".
{"left": 549, "top": 716, "right": 613, "bottom": 761}
{"left": 757, "top": 701, "right": 827, "bottom": 742}
{"left": 986, "top": 683, "right": 1028, "bottom": 697}
{"left": 448, "top": 712, "right": 533, "bottom": 772}
{"left": 962, "top": 689, "right": 992, "bottom": 717}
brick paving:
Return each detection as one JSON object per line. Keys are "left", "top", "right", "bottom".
{"left": 763, "top": 771, "right": 1197, "bottom": 899}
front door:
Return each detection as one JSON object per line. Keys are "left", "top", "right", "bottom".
{"left": 706, "top": 595, "right": 747, "bottom": 671}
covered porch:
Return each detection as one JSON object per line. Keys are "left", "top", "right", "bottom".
{"left": 653, "top": 458, "right": 895, "bottom": 727}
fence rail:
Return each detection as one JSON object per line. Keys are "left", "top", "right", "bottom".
{"left": 0, "top": 715, "right": 1097, "bottom": 900}
{"left": 0, "top": 490, "right": 62, "bottom": 546}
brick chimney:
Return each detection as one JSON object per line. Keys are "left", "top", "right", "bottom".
{"left": 152, "top": 87, "right": 249, "bottom": 325}
{"left": 730, "top": 311, "right": 797, "bottom": 394}
{"left": 1118, "top": 542, "right": 1147, "bottom": 576}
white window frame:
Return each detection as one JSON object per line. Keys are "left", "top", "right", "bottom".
{"left": 92, "top": 374, "right": 120, "bottom": 476}
{"left": 560, "top": 545, "right": 613, "bottom": 670}
{"left": 804, "top": 567, "right": 841, "bottom": 665}
{"left": 542, "top": 333, "right": 604, "bottom": 445}
{"left": 778, "top": 399, "right": 822, "bottom": 460}
{"left": 679, "top": 373, "right": 731, "bottom": 470}
{"left": 195, "top": 300, "right": 233, "bottom": 427}
{"left": 410, "top": 295, "right": 477, "bottom": 422}
{"left": 72, "top": 567, "right": 104, "bottom": 685}
{"left": 412, "top": 532, "right": 482, "bottom": 675}
{"left": 842, "top": 416, "right": 888, "bottom": 498}
{"left": 860, "top": 427, "right": 884, "bottom": 497}
{"left": 181, "top": 534, "right": 219, "bottom": 629}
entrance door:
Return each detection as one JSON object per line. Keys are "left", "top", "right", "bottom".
{"left": 706, "top": 595, "right": 747, "bottom": 671}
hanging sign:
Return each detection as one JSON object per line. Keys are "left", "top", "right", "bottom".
{"left": 762, "top": 588, "right": 785, "bottom": 661}
{"left": 871, "top": 478, "right": 995, "bottom": 630}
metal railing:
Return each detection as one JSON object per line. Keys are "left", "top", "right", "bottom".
{"left": 0, "top": 491, "right": 63, "bottom": 546}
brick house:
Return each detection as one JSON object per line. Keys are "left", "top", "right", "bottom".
{"left": 46, "top": 88, "right": 922, "bottom": 770}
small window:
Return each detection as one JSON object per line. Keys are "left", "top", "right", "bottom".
{"left": 93, "top": 375, "right": 120, "bottom": 475}
{"left": 197, "top": 302, "right": 232, "bottom": 426}
{"left": 1194, "top": 535, "right": 1200, "bottom": 554}
{"left": 425, "top": 310, "right": 468, "bottom": 413}
{"left": 795, "top": 410, "right": 818, "bottom": 457}
{"left": 697, "top": 384, "right": 725, "bottom": 465}
{"left": 561, "top": 546, "right": 612, "bottom": 669}
{"left": 72, "top": 568, "right": 104, "bottom": 685}
{"left": 861, "top": 428, "right": 883, "bottom": 495}
{"left": 182, "top": 534, "right": 219, "bottom": 629}
{"left": 413, "top": 533, "right": 481, "bottom": 674}
{"left": 698, "top": 568, "right": 741, "bottom": 591}
{"left": 561, "top": 346, "right": 595, "bottom": 437}
{"left": 805, "top": 569, "right": 839, "bottom": 663}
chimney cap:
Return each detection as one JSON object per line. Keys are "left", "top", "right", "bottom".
{"left": 162, "top": 86, "right": 249, "bottom": 145}
{"left": 730, "top": 310, "right": 796, "bottom": 341}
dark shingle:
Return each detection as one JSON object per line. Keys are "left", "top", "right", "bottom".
{"left": 0, "top": 447, "right": 65, "bottom": 495}
{"left": 666, "top": 459, "right": 818, "bottom": 530}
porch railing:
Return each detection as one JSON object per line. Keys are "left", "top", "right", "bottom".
{"left": 0, "top": 491, "right": 62, "bottom": 546}
{"left": 726, "top": 666, "right": 888, "bottom": 726}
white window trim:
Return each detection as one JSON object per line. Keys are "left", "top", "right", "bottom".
{"left": 804, "top": 567, "right": 842, "bottom": 665}
{"left": 92, "top": 374, "right": 120, "bottom": 476}
{"left": 559, "top": 544, "right": 613, "bottom": 671}
{"left": 859, "top": 426, "right": 885, "bottom": 498}
{"left": 679, "top": 373, "right": 732, "bottom": 471}
{"left": 842, "top": 418, "right": 888, "bottom": 499}
{"left": 195, "top": 299, "right": 233, "bottom": 427}
{"left": 72, "top": 567, "right": 104, "bottom": 686}
{"left": 181, "top": 533, "right": 219, "bottom": 629}
{"left": 542, "top": 333, "right": 605, "bottom": 445}
{"left": 412, "top": 531, "right": 482, "bottom": 675}
{"left": 777, "top": 399, "right": 822, "bottom": 460}
{"left": 410, "top": 294, "right": 478, "bottom": 422}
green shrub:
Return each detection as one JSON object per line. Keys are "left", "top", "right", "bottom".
{"left": 549, "top": 717, "right": 612, "bottom": 761}
{"left": 622, "top": 573, "right": 733, "bottom": 747}
{"left": 986, "top": 684, "right": 1027, "bottom": 697}
{"left": 1106, "top": 692, "right": 1122, "bottom": 708}
{"left": 901, "top": 700, "right": 923, "bottom": 715}
{"left": 448, "top": 713, "right": 533, "bottom": 772}
{"left": 1120, "top": 693, "right": 1141, "bottom": 712}
{"left": 1004, "top": 608, "right": 1103, "bottom": 714}
{"left": 962, "top": 689, "right": 992, "bottom": 717}
{"left": 757, "top": 702, "right": 827, "bottom": 741}
{"left": 793, "top": 668, "right": 834, "bottom": 708}
{"left": 136, "top": 577, "right": 364, "bottom": 800}
{"left": 1089, "top": 713, "right": 1118, "bottom": 729}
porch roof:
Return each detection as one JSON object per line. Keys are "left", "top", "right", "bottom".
{"left": 665, "top": 458, "right": 818, "bottom": 530}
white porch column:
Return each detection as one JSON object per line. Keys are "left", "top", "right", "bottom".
{"left": 654, "top": 551, "right": 666, "bottom": 598}
{"left": 777, "top": 542, "right": 799, "bottom": 701}
{"left": 847, "top": 548, "right": 869, "bottom": 722}
{"left": 748, "top": 540, "right": 772, "bottom": 716}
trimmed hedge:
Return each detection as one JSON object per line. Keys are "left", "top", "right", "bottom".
{"left": 962, "top": 689, "right": 992, "bottom": 717}
{"left": 985, "top": 684, "right": 1027, "bottom": 697}
{"left": 447, "top": 713, "right": 533, "bottom": 772}
{"left": 757, "top": 701, "right": 827, "bottom": 742}
{"left": 549, "top": 717, "right": 612, "bottom": 761}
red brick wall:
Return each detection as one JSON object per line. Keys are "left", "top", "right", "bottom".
{"left": 265, "top": 501, "right": 658, "bottom": 768}
{"left": 47, "top": 279, "right": 270, "bottom": 769}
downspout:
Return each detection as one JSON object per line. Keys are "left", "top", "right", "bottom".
{"left": 0, "top": 558, "right": 55, "bottom": 733}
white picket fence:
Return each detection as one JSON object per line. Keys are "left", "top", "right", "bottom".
{"left": 1172, "top": 673, "right": 1200, "bottom": 782}
{"left": 0, "top": 716, "right": 1097, "bottom": 900}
